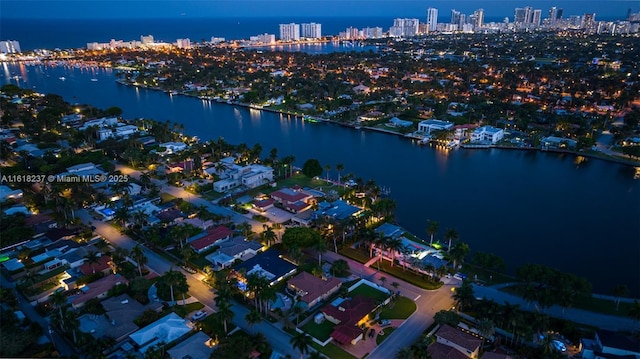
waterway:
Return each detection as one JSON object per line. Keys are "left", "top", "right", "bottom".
{"left": 3, "top": 63, "right": 639, "bottom": 296}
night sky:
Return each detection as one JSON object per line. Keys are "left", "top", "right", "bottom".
{"left": 1, "top": 0, "right": 636, "bottom": 20}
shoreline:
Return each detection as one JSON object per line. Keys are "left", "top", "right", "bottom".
{"left": 117, "top": 79, "right": 640, "bottom": 168}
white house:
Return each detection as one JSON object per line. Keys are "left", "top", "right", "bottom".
{"left": 157, "top": 142, "right": 188, "bottom": 155}
{"left": 114, "top": 124, "right": 139, "bottom": 138}
{"left": 471, "top": 126, "right": 504, "bottom": 144}
{"left": 418, "top": 119, "right": 454, "bottom": 134}
{"left": 79, "top": 117, "right": 118, "bottom": 131}
{"left": 213, "top": 164, "right": 274, "bottom": 193}
{"left": 0, "top": 185, "right": 23, "bottom": 202}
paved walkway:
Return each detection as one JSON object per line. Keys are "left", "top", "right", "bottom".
{"left": 473, "top": 284, "right": 636, "bottom": 331}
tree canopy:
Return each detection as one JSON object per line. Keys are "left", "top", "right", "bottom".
{"left": 301, "top": 158, "right": 322, "bottom": 178}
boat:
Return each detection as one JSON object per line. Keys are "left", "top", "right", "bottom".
{"left": 90, "top": 78, "right": 98, "bottom": 82}
{"left": 59, "top": 76, "right": 66, "bottom": 81}
{"left": 303, "top": 116, "right": 320, "bottom": 123}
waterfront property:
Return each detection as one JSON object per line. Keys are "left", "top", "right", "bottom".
{"left": 471, "top": 126, "right": 505, "bottom": 144}
{"left": 213, "top": 158, "right": 274, "bottom": 193}
{"left": 270, "top": 187, "right": 315, "bottom": 213}
{"left": 205, "top": 236, "right": 264, "bottom": 269}
{"left": 417, "top": 119, "right": 454, "bottom": 134}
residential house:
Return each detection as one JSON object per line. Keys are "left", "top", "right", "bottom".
{"left": 187, "top": 226, "right": 233, "bottom": 254}
{"left": 167, "top": 332, "right": 215, "bottom": 359}
{"left": 78, "top": 294, "right": 163, "bottom": 342}
{"left": 157, "top": 142, "right": 188, "bottom": 155}
{"left": 205, "top": 237, "right": 264, "bottom": 269}
{"left": 79, "top": 117, "right": 118, "bottom": 131}
{"left": 270, "top": 188, "right": 314, "bottom": 213}
{"left": 541, "top": 136, "right": 577, "bottom": 149}
{"left": 78, "top": 255, "right": 114, "bottom": 276}
{"left": 213, "top": 163, "right": 274, "bottom": 193}
{"left": 321, "top": 295, "right": 377, "bottom": 345}
{"left": 471, "top": 126, "right": 504, "bottom": 144}
{"left": 388, "top": 117, "right": 413, "bottom": 128}
{"left": 129, "top": 312, "right": 193, "bottom": 353}
{"left": 287, "top": 272, "right": 342, "bottom": 308}
{"left": 71, "top": 274, "right": 129, "bottom": 308}
{"left": 234, "top": 249, "right": 297, "bottom": 287}
{"left": 433, "top": 324, "right": 482, "bottom": 358}
{"left": 313, "top": 200, "right": 362, "bottom": 222}
{"left": 428, "top": 342, "right": 472, "bottom": 359}
{"left": 418, "top": 119, "right": 454, "bottom": 134}
{"left": 252, "top": 198, "right": 275, "bottom": 212}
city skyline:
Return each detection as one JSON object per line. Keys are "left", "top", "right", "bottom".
{"left": 1, "top": 0, "right": 637, "bottom": 20}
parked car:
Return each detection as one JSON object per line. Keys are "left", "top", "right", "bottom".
{"left": 379, "top": 319, "right": 391, "bottom": 327}
{"left": 191, "top": 310, "right": 207, "bottom": 321}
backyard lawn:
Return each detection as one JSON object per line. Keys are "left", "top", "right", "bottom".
{"left": 302, "top": 320, "right": 335, "bottom": 342}
{"left": 349, "top": 284, "right": 390, "bottom": 302}
{"left": 379, "top": 296, "right": 417, "bottom": 320}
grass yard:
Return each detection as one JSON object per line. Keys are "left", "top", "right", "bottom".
{"left": 302, "top": 320, "right": 335, "bottom": 342}
{"left": 379, "top": 296, "right": 417, "bottom": 320}
{"left": 349, "top": 284, "right": 390, "bottom": 302}
{"left": 160, "top": 192, "right": 177, "bottom": 203}
{"left": 376, "top": 327, "right": 396, "bottom": 345}
{"left": 310, "top": 342, "right": 358, "bottom": 359}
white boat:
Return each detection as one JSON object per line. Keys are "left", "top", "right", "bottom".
{"left": 59, "top": 76, "right": 66, "bottom": 81}
{"left": 90, "top": 78, "right": 98, "bottom": 82}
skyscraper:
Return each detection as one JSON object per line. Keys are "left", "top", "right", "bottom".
{"left": 532, "top": 9, "right": 542, "bottom": 26}
{"left": 548, "top": 7, "right": 558, "bottom": 24}
{"left": 473, "top": 9, "right": 484, "bottom": 28}
{"left": 301, "top": 23, "right": 322, "bottom": 39}
{"left": 426, "top": 8, "right": 438, "bottom": 32}
{"left": 392, "top": 18, "right": 420, "bottom": 37}
{"left": 451, "top": 9, "right": 461, "bottom": 25}
{"left": 0, "top": 40, "right": 21, "bottom": 54}
{"left": 279, "top": 23, "right": 300, "bottom": 41}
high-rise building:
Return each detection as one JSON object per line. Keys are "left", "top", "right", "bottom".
{"left": 279, "top": 23, "right": 300, "bottom": 41}
{"left": 514, "top": 7, "right": 531, "bottom": 24}
{"left": 473, "top": 9, "right": 484, "bottom": 28}
{"left": 0, "top": 40, "right": 21, "bottom": 54}
{"left": 140, "top": 35, "right": 154, "bottom": 44}
{"left": 532, "top": 9, "right": 542, "bottom": 26}
{"left": 176, "top": 38, "right": 191, "bottom": 49}
{"left": 392, "top": 18, "right": 420, "bottom": 37}
{"left": 426, "top": 8, "right": 438, "bottom": 32}
{"left": 582, "top": 13, "right": 596, "bottom": 30}
{"left": 548, "top": 7, "right": 558, "bottom": 24}
{"left": 301, "top": 23, "right": 322, "bottom": 39}
{"left": 451, "top": 9, "right": 461, "bottom": 25}
{"left": 250, "top": 34, "right": 276, "bottom": 44}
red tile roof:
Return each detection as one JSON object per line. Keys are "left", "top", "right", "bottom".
{"left": 253, "top": 198, "right": 275, "bottom": 208}
{"left": 287, "top": 272, "right": 342, "bottom": 305}
{"left": 322, "top": 295, "right": 377, "bottom": 344}
{"left": 436, "top": 324, "right": 482, "bottom": 353}
{"left": 271, "top": 188, "right": 308, "bottom": 204}
{"left": 79, "top": 255, "right": 112, "bottom": 276}
{"left": 71, "top": 274, "right": 128, "bottom": 307}
{"left": 189, "top": 226, "right": 233, "bottom": 251}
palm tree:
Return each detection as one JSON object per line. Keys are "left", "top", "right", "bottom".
{"left": 245, "top": 309, "right": 262, "bottom": 334}
{"left": 291, "top": 303, "right": 305, "bottom": 326}
{"left": 453, "top": 281, "right": 475, "bottom": 312}
{"left": 476, "top": 318, "right": 495, "bottom": 352}
{"left": 63, "top": 309, "right": 80, "bottom": 344}
{"left": 217, "top": 299, "right": 234, "bottom": 334}
{"left": 336, "top": 163, "right": 344, "bottom": 183}
{"left": 290, "top": 331, "right": 313, "bottom": 359}
{"left": 49, "top": 289, "right": 68, "bottom": 321}
{"left": 175, "top": 274, "right": 190, "bottom": 306}
{"left": 444, "top": 228, "right": 459, "bottom": 253}
{"left": 324, "top": 164, "right": 331, "bottom": 180}
{"left": 163, "top": 269, "right": 182, "bottom": 305}
{"left": 130, "top": 244, "right": 147, "bottom": 277}
{"left": 385, "top": 237, "right": 403, "bottom": 267}
{"left": 612, "top": 284, "right": 628, "bottom": 311}
{"left": 181, "top": 246, "right": 195, "bottom": 264}
{"left": 426, "top": 220, "right": 439, "bottom": 245}
{"left": 313, "top": 239, "right": 328, "bottom": 267}
{"left": 261, "top": 225, "right": 277, "bottom": 247}
{"left": 84, "top": 250, "right": 100, "bottom": 274}
{"left": 449, "top": 242, "right": 470, "bottom": 270}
